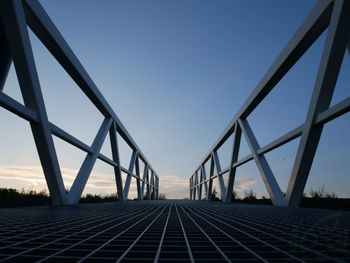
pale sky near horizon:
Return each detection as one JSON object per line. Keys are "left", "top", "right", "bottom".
{"left": 0, "top": 0, "right": 349, "bottom": 199}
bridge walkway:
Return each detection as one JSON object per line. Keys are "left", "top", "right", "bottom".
{"left": 0, "top": 201, "right": 349, "bottom": 262}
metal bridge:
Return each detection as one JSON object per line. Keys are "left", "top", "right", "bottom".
{"left": 0, "top": 201, "right": 349, "bottom": 262}
{"left": 189, "top": 0, "right": 350, "bottom": 208}
{"left": 0, "top": 0, "right": 350, "bottom": 262}
{"left": 0, "top": 0, "right": 159, "bottom": 205}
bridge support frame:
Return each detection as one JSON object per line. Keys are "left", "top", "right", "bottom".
{"left": 190, "top": 0, "right": 350, "bottom": 207}
{"left": 0, "top": 0, "right": 159, "bottom": 204}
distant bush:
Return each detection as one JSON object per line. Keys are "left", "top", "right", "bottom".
{"left": 79, "top": 193, "right": 118, "bottom": 203}
{"left": 143, "top": 189, "right": 150, "bottom": 200}
{"left": 308, "top": 185, "right": 338, "bottom": 199}
{"left": 231, "top": 190, "right": 239, "bottom": 201}
{"left": 158, "top": 193, "right": 166, "bottom": 200}
{"left": 210, "top": 187, "right": 220, "bottom": 201}
{"left": 243, "top": 189, "right": 257, "bottom": 201}
{"left": 0, "top": 188, "right": 121, "bottom": 207}
{"left": 0, "top": 188, "right": 50, "bottom": 207}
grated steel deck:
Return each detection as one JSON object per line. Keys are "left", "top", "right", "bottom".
{"left": 0, "top": 201, "right": 349, "bottom": 262}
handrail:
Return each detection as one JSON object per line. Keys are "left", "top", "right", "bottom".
{"left": 190, "top": 0, "right": 350, "bottom": 207}
{"left": 0, "top": 0, "right": 159, "bottom": 205}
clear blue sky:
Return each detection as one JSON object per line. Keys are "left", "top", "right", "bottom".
{"left": 0, "top": 0, "right": 349, "bottom": 199}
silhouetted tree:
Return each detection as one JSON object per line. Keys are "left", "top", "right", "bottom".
{"left": 210, "top": 187, "right": 220, "bottom": 201}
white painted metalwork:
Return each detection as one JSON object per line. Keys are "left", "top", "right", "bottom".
{"left": 0, "top": 0, "right": 159, "bottom": 205}
{"left": 190, "top": 0, "right": 350, "bottom": 207}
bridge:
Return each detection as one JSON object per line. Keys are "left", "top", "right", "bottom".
{"left": 0, "top": 201, "right": 349, "bottom": 262}
{"left": 0, "top": 0, "right": 349, "bottom": 262}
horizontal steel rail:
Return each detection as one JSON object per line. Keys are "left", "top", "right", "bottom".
{"left": 0, "top": 0, "right": 159, "bottom": 205}
{"left": 190, "top": 0, "right": 350, "bottom": 207}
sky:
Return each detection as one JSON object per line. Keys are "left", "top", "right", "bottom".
{"left": 0, "top": 0, "right": 349, "bottom": 199}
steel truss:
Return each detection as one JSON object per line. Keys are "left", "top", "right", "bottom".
{"left": 190, "top": 0, "right": 350, "bottom": 207}
{"left": 0, "top": 0, "right": 159, "bottom": 205}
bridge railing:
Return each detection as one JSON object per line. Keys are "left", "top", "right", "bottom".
{"left": 0, "top": 0, "right": 158, "bottom": 205}
{"left": 190, "top": 0, "right": 350, "bottom": 207}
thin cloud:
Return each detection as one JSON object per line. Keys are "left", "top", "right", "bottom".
{"left": 0, "top": 165, "right": 257, "bottom": 199}
{"left": 234, "top": 177, "right": 257, "bottom": 193}
{"left": 0, "top": 165, "right": 116, "bottom": 195}
{"left": 158, "top": 175, "right": 189, "bottom": 199}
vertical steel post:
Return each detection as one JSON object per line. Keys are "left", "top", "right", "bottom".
{"left": 193, "top": 173, "right": 197, "bottom": 200}
{"left": 286, "top": 0, "right": 350, "bottom": 207}
{"left": 141, "top": 163, "right": 148, "bottom": 199}
{"left": 0, "top": 0, "right": 68, "bottom": 205}
{"left": 150, "top": 171, "right": 155, "bottom": 200}
{"left": 123, "top": 150, "right": 137, "bottom": 200}
{"left": 239, "top": 118, "right": 285, "bottom": 206}
{"left": 207, "top": 156, "right": 215, "bottom": 200}
{"left": 147, "top": 169, "right": 151, "bottom": 200}
{"left": 198, "top": 170, "right": 202, "bottom": 200}
{"left": 225, "top": 123, "right": 241, "bottom": 203}
{"left": 201, "top": 165, "right": 208, "bottom": 199}
{"left": 213, "top": 151, "right": 226, "bottom": 201}
{"left": 68, "top": 118, "right": 112, "bottom": 204}
{"left": 109, "top": 122, "right": 125, "bottom": 201}
{"left": 135, "top": 156, "right": 142, "bottom": 201}
{"left": 155, "top": 176, "right": 159, "bottom": 199}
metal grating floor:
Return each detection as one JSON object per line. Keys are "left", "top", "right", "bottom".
{"left": 0, "top": 201, "right": 349, "bottom": 262}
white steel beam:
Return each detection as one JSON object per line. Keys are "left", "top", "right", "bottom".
{"left": 239, "top": 119, "right": 285, "bottom": 206}
{"left": 135, "top": 157, "right": 142, "bottom": 201}
{"left": 141, "top": 163, "right": 148, "bottom": 199}
{"left": 224, "top": 123, "right": 241, "bottom": 203}
{"left": 23, "top": 0, "right": 157, "bottom": 176}
{"left": 0, "top": 92, "right": 39, "bottom": 122}
{"left": 207, "top": 156, "right": 215, "bottom": 201}
{"left": 286, "top": 0, "right": 350, "bottom": 207}
{"left": 0, "top": 0, "right": 68, "bottom": 205}
{"left": 123, "top": 150, "right": 138, "bottom": 200}
{"left": 109, "top": 122, "right": 125, "bottom": 202}
{"left": 213, "top": 151, "right": 226, "bottom": 201}
{"left": 68, "top": 118, "right": 113, "bottom": 204}
{"left": 201, "top": 165, "right": 208, "bottom": 199}
{"left": 192, "top": 0, "right": 333, "bottom": 174}
{"left": 0, "top": 0, "right": 159, "bottom": 204}
{"left": 198, "top": 170, "right": 202, "bottom": 200}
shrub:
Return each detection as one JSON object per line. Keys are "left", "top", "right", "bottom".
{"left": 210, "top": 187, "right": 220, "bottom": 201}
{"left": 308, "top": 185, "right": 338, "bottom": 199}
{"left": 231, "top": 190, "right": 239, "bottom": 201}
{"left": 243, "top": 189, "right": 256, "bottom": 201}
{"left": 158, "top": 193, "right": 166, "bottom": 200}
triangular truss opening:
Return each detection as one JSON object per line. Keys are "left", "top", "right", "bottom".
{"left": 0, "top": 0, "right": 157, "bottom": 205}
{"left": 247, "top": 30, "right": 328, "bottom": 147}
{"left": 190, "top": 0, "right": 350, "bottom": 207}
{"left": 2, "top": 64, "right": 24, "bottom": 105}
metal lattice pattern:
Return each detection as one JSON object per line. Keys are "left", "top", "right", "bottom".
{"left": 0, "top": 201, "right": 349, "bottom": 262}
{"left": 0, "top": 0, "right": 159, "bottom": 205}
{"left": 190, "top": 0, "right": 350, "bottom": 207}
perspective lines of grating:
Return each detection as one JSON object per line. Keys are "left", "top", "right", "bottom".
{"left": 1, "top": 0, "right": 350, "bottom": 262}
{"left": 0, "top": 201, "right": 349, "bottom": 262}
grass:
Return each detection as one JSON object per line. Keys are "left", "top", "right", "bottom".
{"left": 0, "top": 188, "right": 51, "bottom": 208}
{"left": 219, "top": 187, "right": 349, "bottom": 210}
{"left": 0, "top": 188, "right": 167, "bottom": 207}
{"left": 79, "top": 193, "right": 118, "bottom": 203}
{"left": 0, "top": 188, "right": 120, "bottom": 207}
{"left": 0, "top": 187, "right": 348, "bottom": 210}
